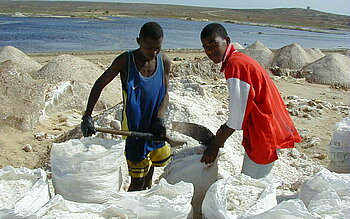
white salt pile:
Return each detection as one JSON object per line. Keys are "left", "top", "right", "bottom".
{"left": 242, "top": 41, "right": 274, "bottom": 69}
{"left": 0, "top": 45, "right": 42, "bottom": 73}
{"left": 233, "top": 41, "right": 245, "bottom": 49}
{"left": 202, "top": 174, "right": 280, "bottom": 218}
{"left": 171, "top": 60, "right": 221, "bottom": 78}
{"left": 301, "top": 53, "right": 350, "bottom": 88}
{"left": 305, "top": 47, "right": 325, "bottom": 60}
{"left": 32, "top": 54, "right": 102, "bottom": 84}
{"left": 226, "top": 184, "right": 264, "bottom": 213}
{"left": 0, "top": 60, "right": 48, "bottom": 131}
{"left": 33, "top": 54, "right": 122, "bottom": 109}
{"left": 246, "top": 41, "right": 269, "bottom": 50}
{"left": 271, "top": 43, "right": 319, "bottom": 69}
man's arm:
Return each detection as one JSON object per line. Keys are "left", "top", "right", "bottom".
{"left": 81, "top": 53, "right": 127, "bottom": 137}
{"left": 84, "top": 53, "right": 127, "bottom": 116}
{"left": 155, "top": 53, "right": 171, "bottom": 118}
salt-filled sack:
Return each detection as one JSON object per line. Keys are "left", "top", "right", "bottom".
{"left": 298, "top": 168, "right": 350, "bottom": 218}
{"left": 0, "top": 166, "right": 50, "bottom": 218}
{"left": 51, "top": 137, "right": 124, "bottom": 203}
{"left": 202, "top": 174, "right": 280, "bottom": 219}
{"left": 107, "top": 178, "right": 194, "bottom": 219}
{"left": 159, "top": 145, "right": 218, "bottom": 218}
{"left": 328, "top": 117, "right": 350, "bottom": 173}
{"left": 252, "top": 199, "right": 316, "bottom": 219}
{"left": 30, "top": 194, "right": 137, "bottom": 219}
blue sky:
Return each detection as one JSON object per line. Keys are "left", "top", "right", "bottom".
{"left": 46, "top": 0, "right": 350, "bottom": 15}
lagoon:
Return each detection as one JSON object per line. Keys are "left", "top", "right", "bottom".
{"left": 1, "top": 16, "right": 349, "bottom": 52}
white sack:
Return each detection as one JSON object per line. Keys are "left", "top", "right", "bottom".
{"left": 30, "top": 194, "right": 137, "bottom": 219}
{"left": 252, "top": 199, "right": 318, "bottom": 219}
{"left": 51, "top": 137, "right": 124, "bottom": 203}
{"left": 160, "top": 146, "right": 218, "bottom": 218}
{"left": 298, "top": 168, "right": 350, "bottom": 218}
{"left": 202, "top": 174, "right": 280, "bottom": 219}
{"left": 328, "top": 117, "right": 350, "bottom": 173}
{"left": 108, "top": 178, "right": 193, "bottom": 219}
{"left": 0, "top": 166, "right": 50, "bottom": 218}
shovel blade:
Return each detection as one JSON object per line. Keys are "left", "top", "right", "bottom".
{"left": 171, "top": 121, "right": 215, "bottom": 145}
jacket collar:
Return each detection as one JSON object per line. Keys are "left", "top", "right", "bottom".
{"left": 220, "top": 43, "right": 237, "bottom": 72}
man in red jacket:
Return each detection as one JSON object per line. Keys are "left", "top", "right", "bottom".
{"left": 200, "top": 23, "right": 302, "bottom": 178}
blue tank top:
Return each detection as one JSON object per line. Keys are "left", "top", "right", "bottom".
{"left": 122, "top": 50, "right": 166, "bottom": 162}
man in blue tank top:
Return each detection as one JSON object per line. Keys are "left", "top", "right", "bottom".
{"left": 81, "top": 22, "right": 171, "bottom": 191}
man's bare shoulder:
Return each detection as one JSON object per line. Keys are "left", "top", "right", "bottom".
{"left": 108, "top": 51, "right": 128, "bottom": 73}
{"left": 161, "top": 53, "right": 171, "bottom": 64}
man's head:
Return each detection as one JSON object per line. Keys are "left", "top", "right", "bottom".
{"left": 137, "top": 22, "right": 164, "bottom": 61}
{"left": 200, "top": 23, "right": 230, "bottom": 64}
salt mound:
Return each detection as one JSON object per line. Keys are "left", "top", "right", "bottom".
{"left": 33, "top": 54, "right": 122, "bottom": 111}
{"left": 305, "top": 48, "right": 325, "bottom": 60}
{"left": 171, "top": 60, "right": 221, "bottom": 79}
{"left": 0, "top": 46, "right": 42, "bottom": 73}
{"left": 301, "top": 53, "right": 350, "bottom": 87}
{"left": 246, "top": 41, "right": 269, "bottom": 50}
{"left": 233, "top": 42, "right": 245, "bottom": 49}
{"left": 241, "top": 49, "right": 274, "bottom": 69}
{"left": 33, "top": 54, "right": 103, "bottom": 84}
{"left": 239, "top": 41, "right": 274, "bottom": 69}
{"left": 271, "top": 43, "right": 316, "bottom": 69}
{"left": 0, "top": 61, "right": 49, "bottom": 131}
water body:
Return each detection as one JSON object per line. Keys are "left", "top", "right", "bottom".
{"left": 0, "top": 16, "right": 349, "bottom": 53}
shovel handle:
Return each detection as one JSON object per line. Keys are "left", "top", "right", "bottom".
{"left": 95, "top": 127, "right": 162, "bottom": 141}
{"left": 95, "top": 127, "right": 186, "bottom": 147}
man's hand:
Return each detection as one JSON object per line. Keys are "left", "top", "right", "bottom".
{"left": 200, "top": 123, "right": 234, "bottom": 164}
{"left": 81, "top": 115, "right": 96, "bottom": 137}
{"left": 149, "top": 118, "right": 166, "bottom": 137}
{"left": 201, "top": 144, "right": 220, "bottom": 164}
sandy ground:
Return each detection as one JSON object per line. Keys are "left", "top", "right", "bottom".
{"left": 0, "top": 49, "right": 349, "bottom": 170}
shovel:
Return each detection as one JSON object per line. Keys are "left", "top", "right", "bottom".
{"left": 171, "top": 121, "right": 215, "bottom": 145}
{"left": 95, "top": 127, "right": 186, "bottom": 147}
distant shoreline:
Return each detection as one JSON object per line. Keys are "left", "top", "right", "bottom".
{"left": 223, "top": 20, "right": 348, "bottom": 34}
{"left": 26, "top": 48, "right": 348, "bottom": 58}
{"left": 5, "top": 13, "right": 348, "bottom": 35}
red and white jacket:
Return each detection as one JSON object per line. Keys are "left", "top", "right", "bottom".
{"left": 221, "top": 44, "right": 302, "bottom": 164}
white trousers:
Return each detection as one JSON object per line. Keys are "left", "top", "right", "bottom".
{"left": 241, "top": 152, "right": 275, "bottom": 179}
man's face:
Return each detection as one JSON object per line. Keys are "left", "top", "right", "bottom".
{"left": 201, "top": 34, "right": 229, "bottom": 64}
{"left": 137, "top": 36, "right": 163, "bottom": 61}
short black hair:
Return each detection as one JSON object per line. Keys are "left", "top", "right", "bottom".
{"left": 139, "top": 22, "right": 164, "bottom": 40}
{"left": 200, "top": 23, "right": 228, "bottom": 39}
